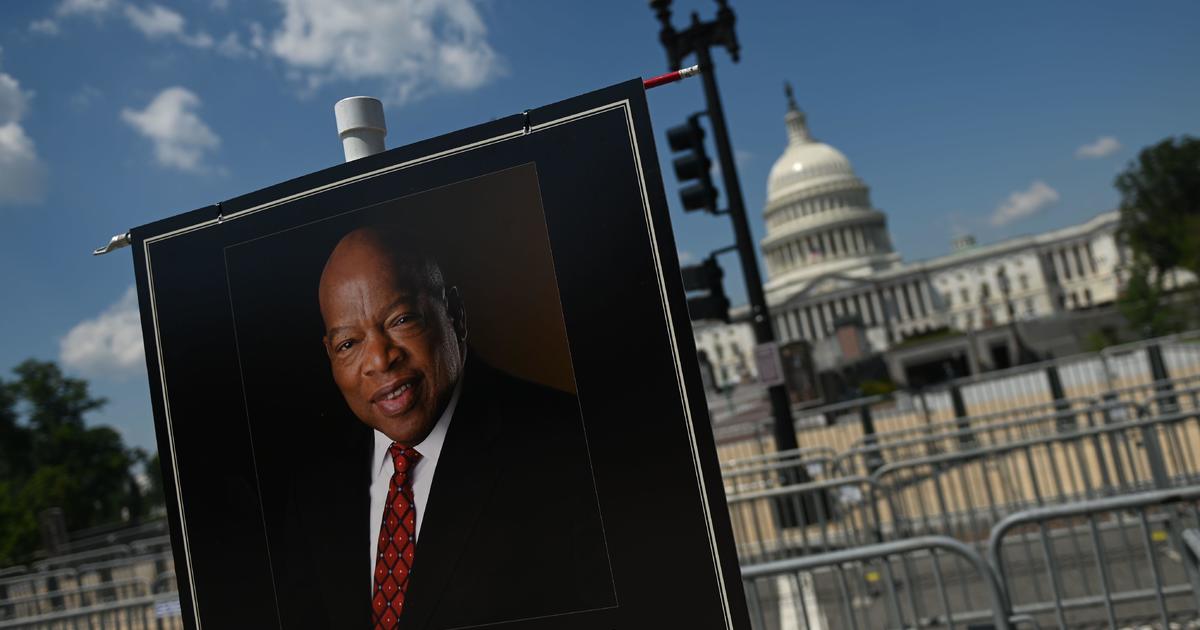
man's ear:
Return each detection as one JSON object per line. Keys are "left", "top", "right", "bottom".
{"left": 445, "top": 286, "right": 468, "bottom": 346}
{"left": 321, "top": 335, "right": 334, "bottom": 360}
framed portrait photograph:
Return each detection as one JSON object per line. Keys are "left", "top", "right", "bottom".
{"left": 130, "top": 79, "right": 749, "bottom": 629}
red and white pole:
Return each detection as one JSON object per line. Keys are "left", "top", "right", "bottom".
{"left": 643, "top": 64, "right": 701, "bottom": 90}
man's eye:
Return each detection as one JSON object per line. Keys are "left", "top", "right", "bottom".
{"left": 391, "top": 314, "right": 421, "bottom": 328}
{"left": 336, "top": 340, "right": 355, "bottom": 352}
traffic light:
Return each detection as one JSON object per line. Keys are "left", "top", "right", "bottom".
{"left": 680, "top": 256, "right": 730, "bottom": 322}
{"left": 667, "top": 114, "right": 719, "bottom": 213}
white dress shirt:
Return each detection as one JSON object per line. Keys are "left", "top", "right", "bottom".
{"left": 368, "top": 377, "right": 462, "bottom": 588}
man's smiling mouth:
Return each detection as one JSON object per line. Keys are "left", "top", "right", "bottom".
{"left": 381, "top": 382, "right": 412, "bottom": 400}
{"left": 372, "top": 378, "right": 420, "bottom": 416}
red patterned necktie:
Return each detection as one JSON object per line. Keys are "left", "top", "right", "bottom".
{"left": 372, "top": 444, "right": 422, "bottom": 629}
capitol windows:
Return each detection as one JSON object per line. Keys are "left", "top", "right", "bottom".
{"left": 1018, "top": 274, "right": 1029, "bottom": 290}
{"left": 960, "top": 288, "right": 970, "bottom": 304}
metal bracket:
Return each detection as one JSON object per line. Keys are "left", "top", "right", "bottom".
{"left": 93, "top": 232, "right": 131, "bottom": 256}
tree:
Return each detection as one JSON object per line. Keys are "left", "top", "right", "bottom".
{"left": 1116, "top": 135, "right": 1200, "bottom": 277}
{"left": 1115, "top": 136, "right": 1200, "bottom": 335}
{"left": 0, "top": 360, "right": 155, "bottom": 566}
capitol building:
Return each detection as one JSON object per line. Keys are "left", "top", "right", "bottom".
{"left": 694, "top": 92, "right": 1136, "bottom": 388}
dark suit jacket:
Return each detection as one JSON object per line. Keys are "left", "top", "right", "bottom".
{"left": 276, "top": 361, "right": 614, "bottom": 629}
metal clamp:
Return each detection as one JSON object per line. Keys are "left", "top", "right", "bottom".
{"left": 93, "top": 232, "right": 131, "bottom": 256}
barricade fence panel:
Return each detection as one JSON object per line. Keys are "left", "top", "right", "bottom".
{"left": 875, "top": 411, "right": 1200, "bottom": 542}
{"left": 741, "top": 536, "right": 1013, "bottom": 630}
{"left": 726, "top": 477, "right": 890, "bottom": 565}
{"left": 714, "top": 333, "right": 1200, "bottom": 481}
{"left": 0, "top": 552, "right": 175, "bottom": 626}
{"left": 988, "top": 487, "right": 1200, "bottom": 630}
{"left": 0, "top": 594, "right": 184, "bottom": 629}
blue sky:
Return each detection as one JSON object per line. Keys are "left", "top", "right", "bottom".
{"left": 1, "top": 0, "right": 1197, "bottom": 452}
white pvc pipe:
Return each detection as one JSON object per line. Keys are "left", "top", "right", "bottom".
{"left": 334, "top": 96, "right": 387, "bottom": 162}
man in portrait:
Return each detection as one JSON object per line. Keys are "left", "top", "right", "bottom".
{"left": 275, "top": 225, "right": 613, "bottom": 629}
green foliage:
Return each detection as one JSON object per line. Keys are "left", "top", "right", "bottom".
{"left": 1115, "top": 136, "right": 1200, "bottom": 337}
{"left": 859, "top": 379, "right": 897, "bottom": 396}
{"left": 145, "top": 451, "right": 165, "bottom": 508}
{"left": 1083, "top": 327, "right": 1122, "bottom": 353}
{"left": 1116, "top": 135, "right": 1200, "bottom": 278}
{"left": 0, "top": 360, "right": 156, "bottom": 566}
{"left": 1118, "top": 261, "right": 1186, "bottom": 339}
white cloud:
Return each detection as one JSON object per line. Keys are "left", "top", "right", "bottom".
{"left": 215, "top": 32, "right": 254, "bottom": 58}
{"left": 181, "top": 31, "right": 215, "bottom": 49}
{"left": 1075, "top": 136, "right": 1121, "bottom": 159}
{"left": 263, "top": 0, "right": 502, "bottom": 103}
{"left": 70, "top": 84, "right": 103, "bottom": 110}
{"left": 123, "top": 3, "right": 185, "bottom": 38}
{"left": 56, "top": 0, "right": 118, "bottom": 17}
{"left": 121, "top": 86, "right": 220, "bottom": 172}
{"left": 990, "top": 180, "right": 1059, "bottom": 227}
{"left": 0, "top": 66, "right": 47, "bottom": 206}
{"left": 678, "top": 250, "right": 696, "bottom": 265}
{"left": 30, "top": 19, "right": 61, "bottom": 35}
{"left": 0, "top": 74, "right": 28, "bottom": 124}
{"left": 27, "top": 0, "right": 115, "bottom": 38}
{"left": 0, "top": 124, "right": 47, "bottom": 205}
{"left": 60, "top": 286, "right": 146, "bottom": 376}
{"left": 122, "top": 3, "right": 214, "bottom": 49}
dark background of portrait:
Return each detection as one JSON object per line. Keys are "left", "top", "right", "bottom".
{"left": 131, "top": 80, "right": 750, "bottom": 630}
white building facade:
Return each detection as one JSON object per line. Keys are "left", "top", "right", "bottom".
{"left": 692, "top": 311, "right": 758, "bottom": 388}
{"left": 696, "top": 91, "right": 1138, "bottom": 377}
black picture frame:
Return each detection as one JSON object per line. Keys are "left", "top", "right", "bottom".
{"left": 130, "top": 79, "right": 749, "bottom": 630}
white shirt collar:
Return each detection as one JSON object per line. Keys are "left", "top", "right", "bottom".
{"left": 372, "top": 374, "right": 463, "bottom": 478}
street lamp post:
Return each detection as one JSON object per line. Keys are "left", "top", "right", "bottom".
{"left": 997, "top": 267, "right": 1037, "bottom": 364}
{"left": 649, "top": 0, "right": 801, "bottom": 456}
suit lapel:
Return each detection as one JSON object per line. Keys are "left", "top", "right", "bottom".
{"left": 401, "top": 363, "right": 503, "bottom": 630}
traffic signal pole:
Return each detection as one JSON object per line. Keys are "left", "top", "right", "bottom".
{"left": 651, "top": 1, "right": 799, "bottom": 455}
{"left": 692, "top": 46, "right": 799, "bottom": 455}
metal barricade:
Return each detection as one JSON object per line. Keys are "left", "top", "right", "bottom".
{"left": 0, "top": 569, "right": 80, "bottom": 613}
{"left": 0, "top": 593, "right": 184, "bottom": 629}
{"left": 741, "top": 536, "right": 1013, "bottom": 630}
{"left": 872, "top": 411, "right": 1200, "bottom": 542}
{"left": 725, "top": 476, "right": 890, "bottom": 565}
{"left": 723, "top": 448, "right": 844, "bottom": 494}
{"left": 835, "top": 399, "right": 1145, "bottom": 479}
{"left": 0, "top": 578, "right": 150, "bottom": 621}
{"left": 987, "top": 486, "right": 1200, "bottom": 629}
{"left": 32, "top": 545, "right": 132, "bottom": 572}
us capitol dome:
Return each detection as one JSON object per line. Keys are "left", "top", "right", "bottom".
{"left": 761, "top": 86, "right": 900, "bottom": 305}
{"left": 694, "top": 85, "right": 1131, "bottom": 391}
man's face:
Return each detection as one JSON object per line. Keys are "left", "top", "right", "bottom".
{"left": 319, "top": 233, "right": 464, "bottom": 446}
